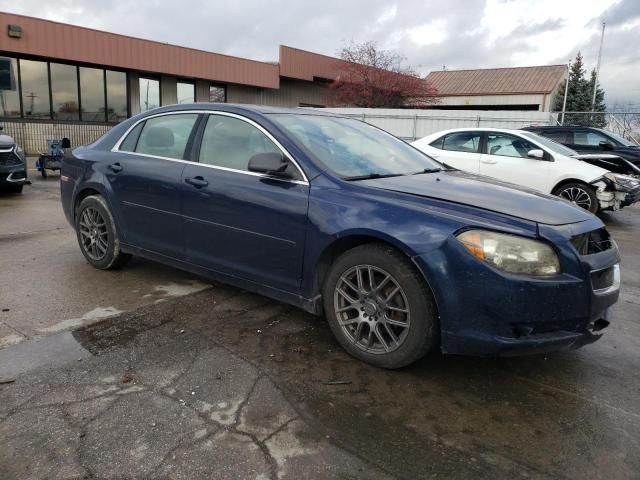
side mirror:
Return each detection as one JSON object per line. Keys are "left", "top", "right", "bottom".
{"left": 599, "top": 140, "right": 614, "bottom": 151}
{"left": 527, "top": 149, "right": 545, "bottom": 159}
{"left": 248, "top": 152, "right": 292, "bottom": 178}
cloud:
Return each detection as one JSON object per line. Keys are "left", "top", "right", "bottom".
{"left": 1, "top": 0, "right": 638, "bottom": 105}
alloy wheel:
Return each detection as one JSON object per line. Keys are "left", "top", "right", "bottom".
{"left": 333, "top": 265, "right": 411, "bottom": 354}
{"left": 78, "top": 207, "right": 109, "bottom": 261}
{"left": 559, "top": 187, "right": 592, "bottom": 210}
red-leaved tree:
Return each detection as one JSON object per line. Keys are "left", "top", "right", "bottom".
{"left": 328, "top": 41, "right": 438, "bottom": 108}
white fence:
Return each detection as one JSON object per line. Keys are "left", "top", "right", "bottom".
{"left": 320, "top": 108, "right": 553, "bottom": 141}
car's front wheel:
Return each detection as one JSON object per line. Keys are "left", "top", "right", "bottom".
{"left": 75, "top": 195, "right": 131, "bottom": 270}
{"left": 554, "top": 182, "right": 599, "bottom": 213}
{"left": 323, "top": 243, "right": 438, "bottom": 368}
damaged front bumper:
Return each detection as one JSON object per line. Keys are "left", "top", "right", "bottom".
{"left": 592, "top": 173, "right": 640, "bottom": 210}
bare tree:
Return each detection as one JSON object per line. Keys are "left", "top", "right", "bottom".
{"left": 328, "top": 41, "right": 438, "bottom": 108}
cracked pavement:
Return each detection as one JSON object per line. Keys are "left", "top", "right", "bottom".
{"left": 1, "top": 176, "right": 639, "bottom": 479}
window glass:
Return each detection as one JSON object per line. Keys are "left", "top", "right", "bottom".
{"left": 209, "top": 85, "right": 226, "bottom": 102}
{"left": 574, "top": 131, "right": 609, "bottom": 146}
{"left": 139, "top": 77, "right": 160, "bottom": 112}
{"left": 106, "top": 70, "right": 127, "bottom": 122}
{"left": 442, "top": 132, "right": 481, "bottom": 153}
{"left": 50, "top": 63, "right": 79, "bottom": 120}
{"left": 199, "top": 115, "right": 281, "bottom": 172}
{"left": 429, "top": 136, "right": 445, "bottom": 150}
{"left": 0, "top": 57, "right": 21, "bottom": 117}
{"left": 486, "top": 134, "right": 536, "bottom": 158}
{"left": 119, "top": 122, "right": 144, "bottom": 151}
{"left": 79, "top": 67, "right": 105, "bottom": 122}
{"left": 20, "top": 59, "right": 51, "bottom": 118}
{"left": 134, "top": 114, "right": 197, "bottom": 159}
{"left": 177, "top": 82, "right": 195, "bottom": 104}
{"left": 541, "top": 130, "right": 568, "bottom": 143}
{"left": 520, "top": 131, "right": 577, "bottom": 156}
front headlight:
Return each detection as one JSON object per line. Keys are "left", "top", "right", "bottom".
{"left": 603, "top": 172, "right": 640, "bottom": 191}
{"left": 456, "top": 230, "right": 560, "bottom": 276}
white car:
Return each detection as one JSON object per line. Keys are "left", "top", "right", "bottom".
{"left": 412, "top": 127, "right": 640, "bottom": 213}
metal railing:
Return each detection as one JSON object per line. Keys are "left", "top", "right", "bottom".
{"left": 0, "top": 119, "right": 114, "bottom": 155}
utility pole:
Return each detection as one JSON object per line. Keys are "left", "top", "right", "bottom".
{"left": 560, "top": 60, "right": 570, "bottom": 125}
{"left": 591, "top": 21, "right": 606, "bottom": 111}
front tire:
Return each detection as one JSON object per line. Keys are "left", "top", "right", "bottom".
{"left": 75, "top": 195, "right": 131, "bottom": 270}
{"left": 322, "top": 243, "right": 438, "bottom": 369}
{"left": 553, "top": 182, "right": 599, "bottom": 213}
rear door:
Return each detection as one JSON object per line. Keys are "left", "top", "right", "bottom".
{"left": 107, "top": 113, "right": 200, "bottom": 258}
{"left": 181, "top": 113, "right": 309, "bottom": 292}
{"left": 480, "top": 132, "right": 552, "bottom": 192}
{"left": 427, "top": 131, "right": 482, "bottom": 173}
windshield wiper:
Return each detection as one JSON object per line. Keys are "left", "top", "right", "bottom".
{"left": 343, "top": 173, "right": 406, "bottom": 181}
{"left": 412, "top": 168, "right": 442, "bottom": 175}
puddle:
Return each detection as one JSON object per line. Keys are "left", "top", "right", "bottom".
{"left": 0, "top": 331, "right": 91, "bottom": 382}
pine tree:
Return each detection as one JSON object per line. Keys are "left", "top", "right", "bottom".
{"left": 553, "top": 52, "right": 606, "bottom": 127}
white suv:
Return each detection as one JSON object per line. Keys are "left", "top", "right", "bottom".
{"left": 412, "top": 127, "right": 640, "bottom": 213}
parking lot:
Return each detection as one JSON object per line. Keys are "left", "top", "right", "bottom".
{"left": 1, "top": 175, "right": 639, "bottom": 479}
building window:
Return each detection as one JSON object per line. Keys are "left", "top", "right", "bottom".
{"left": 50, "top": 63, "right": 79, "bottom": 121}
{"left": 79, "top": 67, "right": 105, "bottom": 122}
{"left": 139, "top": 77, "right": 160, "bottom": 112}
{"left": 106, "top": 70, "right": 127, "bottom": 122}
{"left": 209, "top": 85, "right": 226, "bottom": 103}
{"left": 177, "top": 81, "right": 195, "bottom": 104}
{"left": 19, "top": 59, "right": 50, "bottom": 119}
{"left": 0, "top": 57, "right": 21, "bottom": 118}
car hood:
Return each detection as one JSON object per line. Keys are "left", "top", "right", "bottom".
{"left": 0, "top": 134, "right": 15, "bottom": 149}
{"left": 357, "top": 170, "right": 593, "bottom": 226}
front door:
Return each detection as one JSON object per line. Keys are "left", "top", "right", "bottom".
{"left": 106, "top": 113, "right": 200, "bottom": 258}
{"left": 181, "top": 113, "right": 309, "bottom": 292}
{"left": 479, "top": 132, "right": 551, "bottom": 192}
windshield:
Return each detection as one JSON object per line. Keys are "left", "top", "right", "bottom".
{"left": 597, "top": 129, "right": 637, "bottom": 147}
{"left": 268, "top": 114, "right": 443, "bottom": 179}
{"left": 520, "top": 131, "right": 578, "bottom": 156}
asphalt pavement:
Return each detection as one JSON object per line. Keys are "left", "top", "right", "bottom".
{"left": 0, "top": 173, "right": 639, "bottom": 479}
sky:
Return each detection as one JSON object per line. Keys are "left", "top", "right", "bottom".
{"left": 2, "top": 0, "right": 639, "bottom": 108}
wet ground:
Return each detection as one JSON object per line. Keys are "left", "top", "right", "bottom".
{"left": 1, "top": 174, "right": 639, "bottom": 479}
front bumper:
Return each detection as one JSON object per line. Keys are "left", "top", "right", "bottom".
{"left": 0, "top": 168, "right": 28, "bottom": 185}
{"left": 414, "top": 220, "right": 620, "bottom": 356}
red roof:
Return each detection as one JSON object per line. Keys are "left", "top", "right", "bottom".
{"left": 425, "top": 65, "right": 567, "bottom": 96}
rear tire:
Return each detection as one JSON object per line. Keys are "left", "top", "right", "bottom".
{"left": 75, "top": 195, "right": 131, "bottom": 270}
{"left": 322, "top": 243, "right": 438, "bottom": 369}
{"left": 553, "top": 182, "right": 599, "bottom": 213}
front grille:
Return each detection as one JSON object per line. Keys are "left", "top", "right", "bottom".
{"left": 571, "top": 228, "right": 612, "bottom": 255}
{"left": 0, "top": 151, "right": 22, "bottom": 166}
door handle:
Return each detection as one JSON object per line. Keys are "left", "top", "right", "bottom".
{"left": 108, "top": 162, "right": 123, "bottom": 173}
{"left": 185, "top": 176, "right": 209, "bottom": 188}
{"left": 481, "top": 159, "right": 498, "bottom": 164}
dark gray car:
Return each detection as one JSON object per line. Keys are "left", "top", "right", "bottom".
{"left": 0, "top": 128, "right": 27, "bottom": 193}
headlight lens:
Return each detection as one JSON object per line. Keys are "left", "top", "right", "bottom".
{"left": 603, "top": 172, "right": 640, "bottom": 191}
{"left": 456, "top": 230, "right": 560, "bottom": 276}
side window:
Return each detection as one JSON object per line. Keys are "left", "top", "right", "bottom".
{"left": 199, "top": 115, "right": 289, "bottom": 174}
{"left": 429, "top": 136, "right": 445, "bottom": 150}
{"left": 486, "top": 134, "right": 536, "bottom": 158}
{"left": 132, "top": 114, "right": 198, "bottom": 159}
{"left": 543, "top": 130, "right": 568, "bottom": 143}
{"left": 574, "top": 131, "right": 609, "bottom": 146}
{"left": 442, "top": 132, "right": 481, "bottom": 153}
{"left": 119, "top": 122, "right": 144, "bottom": 152}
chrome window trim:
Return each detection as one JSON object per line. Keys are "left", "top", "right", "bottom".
{"left": 592, "top": 263, "right": 621, "bottom": 296}
{"left": 110, "top": 110, "right": 309, "bottom": 185}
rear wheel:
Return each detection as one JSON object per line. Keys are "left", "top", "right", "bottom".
{"left": 75, "top": 195, "right": 131, "bottom": 270}
{"left": 323, "top": 243, "right": 438, "bottom": 368}
{"left": 554, "top": 182, "right": 599, "bottom": 213}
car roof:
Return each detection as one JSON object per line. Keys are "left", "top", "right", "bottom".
{"left": 137, "top": 102, "right": 341, "bottom": 117}
{"left": 417, "top": 127, "right": 528, "bottom": 140}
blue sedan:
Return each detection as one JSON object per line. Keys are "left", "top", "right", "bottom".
{"left": 60, "top": 104, "right": 621, "bottom": 368}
